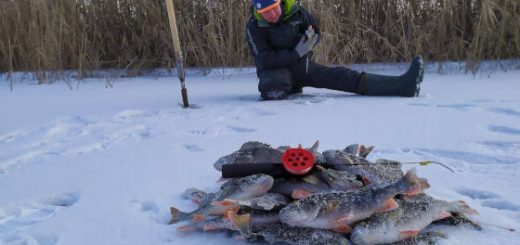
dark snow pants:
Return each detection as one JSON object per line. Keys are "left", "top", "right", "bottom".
{"left": 258, "top": 58, "right": 361, "bottom": 100}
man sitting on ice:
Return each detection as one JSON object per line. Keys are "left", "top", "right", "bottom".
{"left": 246, "top": 0, "right": 424, "bottom": 100}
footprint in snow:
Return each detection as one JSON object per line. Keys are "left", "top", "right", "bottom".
{"left": 0, "top": 192, "right": 79, "bottom": 238}
{"left": 1, "top": 233, "right": 58, "bottom": 245}
{"left": 227, "top": 126, "right": 256, "bottom": 133}
{"left": 292, "top": 96, "right": 327, "bottom": 105}
{"left": 481, "top": 200, "right": 520, "bottom": 212}
{"left": 436, "top": 103, "right": 476, "bottom": 111}
{"left": 185, "top": 129, "right": 208, "bottom": 136}
{"left": 0, "top": 130, "right": 31, "bottom": 145}
{"left": 132, "top": 201, "right": 169, "bottom": 224}
{"left": 62, "top": 125, "right": 152, "bottom": 156}
{"left": 468, "top": 99, "right": 513, "bottom": 104}
{"left": 476, "top": 141, "right": 520, "bottom": 156}
{"left": 103, "top": 125, "right": 152, "bottom": 144}
{"left": 406, "top": 102, "right": 477, "bottom": 111}
{"left": 0, "top": 117, "right": 90, "bottom": 169}
{"left": 486, "top": 108, "right": 520, "bottom": 119}
{"left": 456, "top": 188, "right": 520, "bottom": 212}
{"left": 0, "top": 116, "right": 89, "bottom": 147}
{"left": 488, "top": 125, "right": 520, "bottom": 136}
{"left": 183, "top": 144, "right": 204, "bottom": 152}
{"left": 1, "top": 113, "right": 155, "bottom": 173}
{"left": 407, "top": 103, "right": 430, "bottom": 107}
{"left": 478, "top": 141, "right": 520, "bottom": 149}
{"left": 251, "top": 108, "right": 276, "bottom": 116}
{"left": 456, "top": 187, "right": 500, "bottom": 200}
{"left": 114, "top": 110, "right": 150, "bottom": 121}
{"left": 405, "top": 148, "right": 520, "bottom": 165}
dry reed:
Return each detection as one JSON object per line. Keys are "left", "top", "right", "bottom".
{"left": 0, "top": 0, "right": 518, "bottom": 82}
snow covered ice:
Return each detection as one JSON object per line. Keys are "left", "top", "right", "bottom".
{"left": 1, "top": 64, "right": 520, "bottom": 244}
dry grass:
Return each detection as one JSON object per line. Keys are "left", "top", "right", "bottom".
{"left": 0, "top": 0, "right": 518, "bottom": 82}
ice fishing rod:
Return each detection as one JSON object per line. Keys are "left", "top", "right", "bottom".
{"left": 165, "top": 0, "right": 190, "bottom": 108}
{"left": 323, "top": 160, "right": 455, "bottom": 173}
{"left": 402, "top": 161, "right": 455, "bottom": 173}
{"left": 221, "top": 146, "right": 316, "bottom": 178}
{"left": 222, "top": 150, "right": 455, "bottom": 178}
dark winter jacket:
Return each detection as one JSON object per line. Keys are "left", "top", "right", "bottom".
{"left": 246, "top": 0, "right": 319, "bottom": 73}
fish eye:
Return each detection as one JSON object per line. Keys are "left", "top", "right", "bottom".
{"left": 301, "top": 202, "right": 316, "bottom": 213}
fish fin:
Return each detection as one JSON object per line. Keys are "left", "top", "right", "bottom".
{"left": 343, "top": 144, "right": 360, "bottom": 155}
{"left": 190, "top": 193, "right": 205, "bottom": 206}
{"left": 292, "top": 189, "right": 313, "bottom": 199}
{"left": 302, "top": 175, "right": 321, "bottom": 185}
{"left": 358, "top": 144, "right": 366, "bottom": 157}
{"left": 406, "top": 186, "right": 422, "bottom": 196}
{"left": 203, "top": 223, "right": 225, "bottom": 231}
{"left": 419, "top": 178, "right": 430, "bottom": 191}
{"left": 217, "top": 177, "right": 229, "bottom": 182}
{"left": 193, "top": 214, "right": 206, "bottom": 223}
{"left": 331, "top": 215, "right": 354, "bottom": 224}
{"left": 377, "top": 198, "right": 399, "bottom": 213}
{"left": 376, "top": 159, "right": 404, "bottom": 171}
{"left": 211, "top": 200, "right": 236, "bottom": 207}
{"left": 450, "top": 201, "right": 479, "bottom": 215}
{"left": 400, "top": 230, "right": 420, "bottom": 238}
{"left": 223, "top": 206, "right": 240, "bottom": 219}
{"left": 228, "top": 210, "right": 251, "bottom": 238}
{"left": 359, "top": 145, "right": 375, "bottom": 158}
{"left": 309, "top": 140, "right": 320, "bottom": 152}
{"left": 366, "top": 145, "right": 375, "bottom": 156}
{"left": 177, "top": 224, "right": 196, "bottom": 232}
{"left": 435, "top": 211, "right": 453, "bottom": 220}
{"left": 182, "top": 188, "right": 207, "bottom": 205}
{"left": 332, "top": 224, "right": 352, "bottom": 234}
{"left": 315, "top": 165, "right": 327, "bottom": 172}
{"left": 402, "top": 169, "right": 424, "bottom": 196}
{"left": 169, "top": 207, "right": 190, "bottom": 224}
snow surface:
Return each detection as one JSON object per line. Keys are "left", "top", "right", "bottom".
{"left": 1, "top": 64, "right": 520, "bottom": 245}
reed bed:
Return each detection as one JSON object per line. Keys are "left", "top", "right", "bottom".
{"left": 0, "top": 0, "right": 518, "bottom": 81}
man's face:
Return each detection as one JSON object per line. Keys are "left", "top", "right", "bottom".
{"left": 260, "top": 5, "right": 282, "bottom": 23}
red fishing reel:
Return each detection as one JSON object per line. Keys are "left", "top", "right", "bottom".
{"left": 282, "top": 147, "right": 315, "bottom": 175}
{"left": 221, "top": 146, "right": 316, "bottom": 178}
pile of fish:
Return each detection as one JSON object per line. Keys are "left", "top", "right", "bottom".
{"left": 170, "top": 141, "right": 480, "bottom": 245}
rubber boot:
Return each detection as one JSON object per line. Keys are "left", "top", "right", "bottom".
{"left": 289, "top": 85, "right": 303, "bottom": 95}
{"left": 261, "top": 90, "right": 288, "bottom": 100}
{"left": 357, "top": 56, "right": 424, "bottom": 97}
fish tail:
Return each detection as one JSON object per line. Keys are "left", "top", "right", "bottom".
{"left": 419, "top": 177, "right": 430, "bottom": 191}
{"left": 169, "top": 207, "right": 191, "bottom": 224}
{"left": 227, "top": 209, "right": 251, "bottom": 238}
{"left": 401, "top": 168, "right": 426, "bottom": 195}
{"left": 450, "top": 200, "right": 479, "bottom": 215}
{"left": 203, "top": 221, "right": 231, "bottom": 231}
{"left": 177, "top": 224, "right": 197, "bottom": 232}
{"left": 182, "top": 188, "right": 207, "bottom": 203}
{"left": 359, "top": 145, "right": 375, "bottom": 158}
{"left": 211, "top": 199, "right": 237, "bottom": 207}
{"left": 292, "top": 189, "right": 313, "bottom": 199}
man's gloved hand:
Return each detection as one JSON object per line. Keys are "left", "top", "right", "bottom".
{"left": 294, "top": 34, "right": 319, "bottom": 58}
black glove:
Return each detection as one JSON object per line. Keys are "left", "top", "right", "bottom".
{"left": 294, "top": 34, "right": 319, "bottom": 58}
